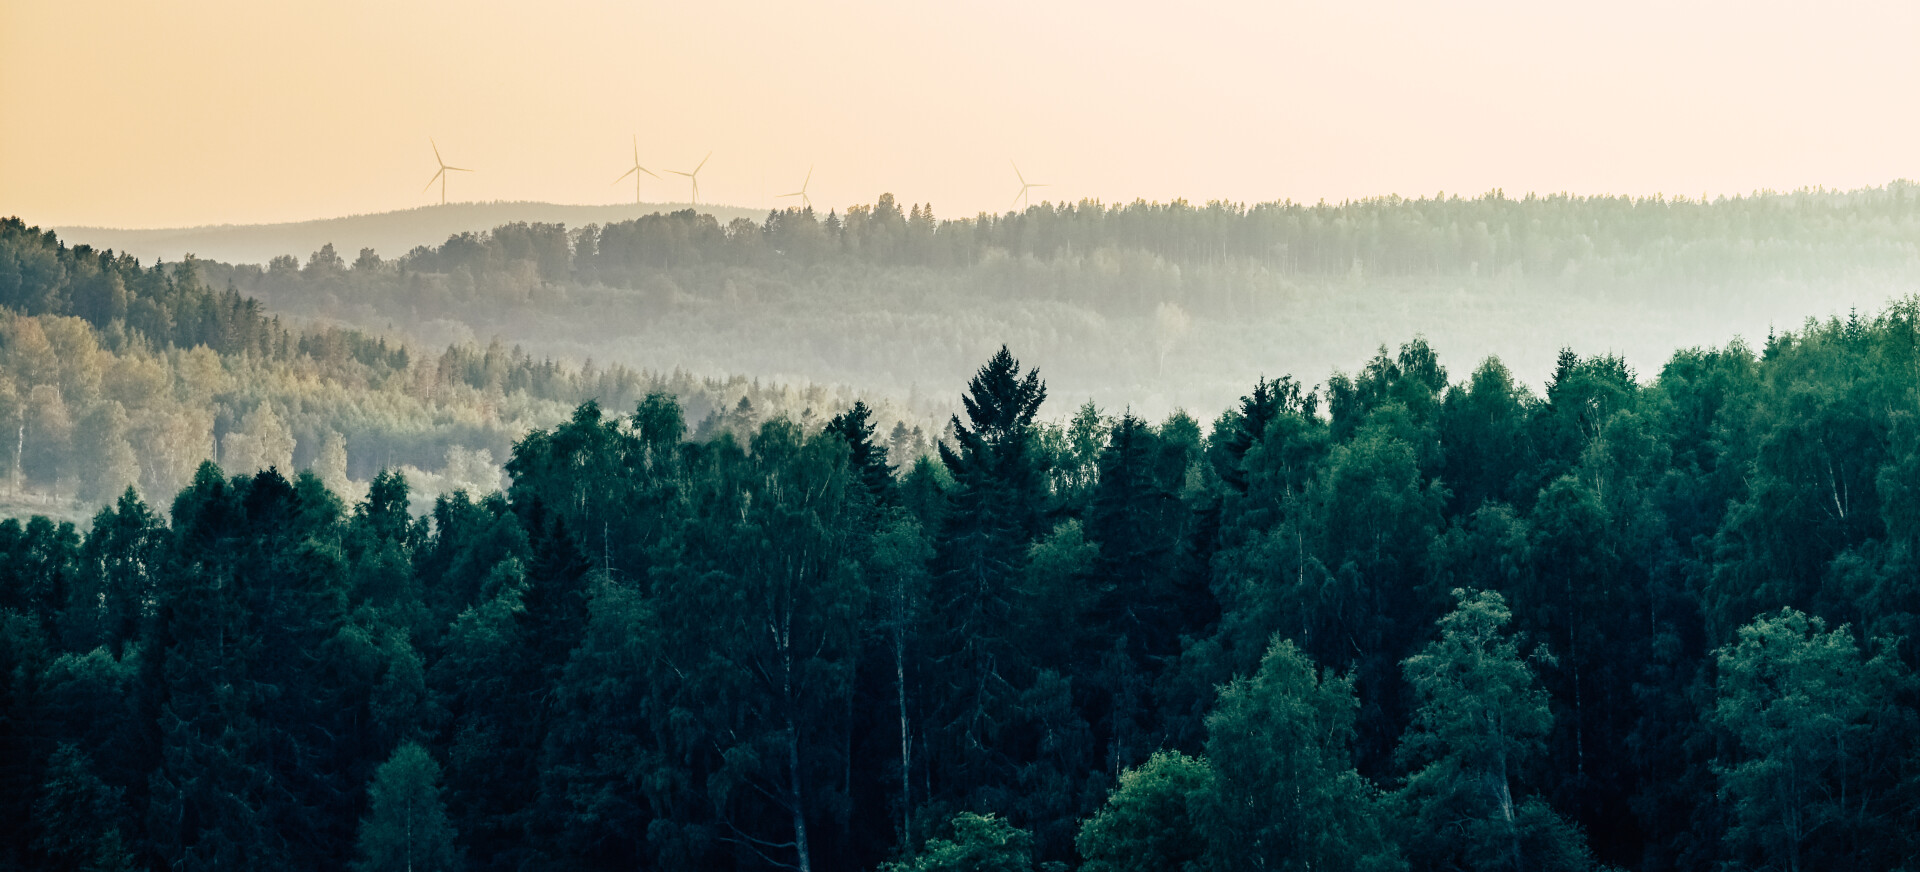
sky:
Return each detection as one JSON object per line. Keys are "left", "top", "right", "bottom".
{"left": 3, "top": 0, "right": 1918, "bottom": 229}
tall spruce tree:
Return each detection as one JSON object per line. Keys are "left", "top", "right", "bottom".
{"left": 926, "top": 347, "right": 1048, "bottom": 808}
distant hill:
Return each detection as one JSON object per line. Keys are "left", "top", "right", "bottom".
{"left": 54, "top": 200, "right": 768, "bottom": 265}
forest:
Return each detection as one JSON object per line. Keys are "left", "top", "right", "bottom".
{"left": 152, "top": 183, "right": 1920, "bottom": 422}
{"left": 0, "top": 217, "right": 936, "bottom": 521}
{"left": 5, "top": 269, "right": 1920, "bottom": 869}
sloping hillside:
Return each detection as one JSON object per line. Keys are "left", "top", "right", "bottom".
{"left": 54, "top": 200, "right": 766, "bottom": 265}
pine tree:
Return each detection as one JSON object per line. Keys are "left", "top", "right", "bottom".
{"left": 826, "top": 400, "right": 895, "bottom": 503}
{"left": 353, "top": 742, "right": 461, "bottom": 872}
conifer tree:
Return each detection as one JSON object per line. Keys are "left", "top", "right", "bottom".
{"left": 353, "top": 742, "right": 461, "bottom": 872}
{"left": 927, "top": 347, "right": 1047, "bottom": 805}
{"left": 31, "top": 744, "right": 137, "bottom": 872}
{"left": 826, "top": 400, "right": 895, "bottom": 503}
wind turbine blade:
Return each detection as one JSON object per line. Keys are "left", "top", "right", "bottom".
{"left": 433, "top": 138, "right": 443, "bottom": 164}
{"left": 423, "top": 168, "right": 444, "bottom": 192}
{"left": 695, "top": 151, "right": 711, "bottom": 173}
{"left": 446, "top": 166, "right": 472, "bottom": 173}
{"left": 640, "top": 167, "right": 659, "bottom": 179}
{"left": 803, "top": 165, "right": 812, "bottom": 190}
{"left": 632, "top": 135, "right": 639, "bottom": 165}
{"left": 1012, "top": 161, "right": 1025, "bottom": 185}
{"left": 616, "top": 168, "right": 638, "bottom": 184}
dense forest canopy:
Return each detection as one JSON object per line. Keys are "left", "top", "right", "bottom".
{"left": 3, "top": 276, "right": 1920, "bottom": 869}
{"left": 8, "top": 192, "right": 1920, "bottom": 870}
{"left": 181, "top": 183, "right": 1920, "bottom": 417}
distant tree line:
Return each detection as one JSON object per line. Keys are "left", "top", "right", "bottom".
{"left": 0, "top": 221, "right": 931, "bottom": 518}
{"left": 5, "top": 301, "right": 1920, "bottom": 871}
{"left": 1, "top": 216, "right": 301, "bottom": 359}
{"left": 192, "top": 186, "right": 1920, "bottom": 416}
{"left": 228, "top": 184, "right": 1920, "bottom": 298}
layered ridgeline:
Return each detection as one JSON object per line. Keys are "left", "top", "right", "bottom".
{"left": 5, "top": 301, "right": 1920, "bottom": 872}
{"left": 183, "top": 183, "right": 1920, "bottom": 416}
{"left": 54, "top": 200, "right": 769, "bottom": 267}
{"left": 0, "top": 218, "right": 939, "bottom": 519}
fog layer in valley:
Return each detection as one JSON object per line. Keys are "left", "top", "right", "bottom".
{"left": 193, "top": 186, "right": 1920, "bottom": 420}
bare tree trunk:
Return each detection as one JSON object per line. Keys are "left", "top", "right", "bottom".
{"left": 896, "top": 621, "right": 912, "bottom": 850}
{"left": 1494, "top": 753, "right": 1523, "bottom": 872}
{"left": 786, "top": 715, "right": 813, "bottom": 872}
{"left": 781, "top": 615, "right": 813, "bottom": 872}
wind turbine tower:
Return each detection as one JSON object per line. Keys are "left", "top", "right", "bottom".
{"left": 778, "top": 165, "right": 814, "bottom": 211}
{"left": 1011, "top": 161, "right": 1048, "bottom": 210}
{"left": 613, "top": 135, "right": 659, "bottom": 205}
{"left": 423, "top": 139, "right": 473, "bottom": 205}
{"left": 668, "top": 152, "right": 712, "bottom": 206}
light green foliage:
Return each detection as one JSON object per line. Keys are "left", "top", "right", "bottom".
{"left": 1203, "top": 638, "right": 1401, "bottom": 872}
{"left": 1710, "top": 608, "right": 1914, "bottom": 872}
{"left": 354, "top": 742, "right": 462, "bottom": 872}
{"left": 1077, "top": 751, "right": 1211, "bottom": 872}
{"left": 885, "top": 812, "right": 1034, "bottom": 872}
{"left": 1398, "top": 589, "right": 1594, "bottom": 872}
{"left": 73, "top": 400, "right": 140, "bottom": 504}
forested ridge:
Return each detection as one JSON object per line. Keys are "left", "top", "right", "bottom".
{"left": 0, "top": 217, "right": 935, "bottom": 519}
{"left": 191, "top": 184, "right": 1920, "bottom": 418}
{"left": 5, "top": 283, "right": 1920, "bottom": 870}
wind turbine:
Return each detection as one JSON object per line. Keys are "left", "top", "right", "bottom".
{"left": 613, "top": 135, "right": 659, "bottom": 205}
{"left": 778, "top": 165, "right": 814, "bottom": 210}
{"left": 667, "top": 152, "right": 712, "bottom": 206}
{"left": 1011, "top": 161, "right": 1048, "bottom": 210}
{"left": 423, "top": 138, "right": 472, "bottom": 205}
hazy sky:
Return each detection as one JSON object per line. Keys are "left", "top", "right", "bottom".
{"left": 4, "top": 0, "right": 1917, "bottom": 229}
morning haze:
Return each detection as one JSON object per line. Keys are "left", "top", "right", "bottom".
{"left": 5, "top": 4, "right": 1920, "bottom": 872}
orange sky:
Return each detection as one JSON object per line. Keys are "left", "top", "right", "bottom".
{"left": 4, "top": 0, "right": 1917, "bottom": 229}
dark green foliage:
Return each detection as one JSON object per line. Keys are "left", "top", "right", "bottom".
{"left": 31, "top": 744, "right": 137, "bottom": 872}
{"left": 354, "top": 742, "right": 461, "bottom": 872}
{"left": 827, "top": 400, "right": 896, "bottom": 504}
{"left": 6, "top": 305, "right": 1920, "bottom": 872}
{"left": 924, "top": 347, "right": 1054, "bottom": 820}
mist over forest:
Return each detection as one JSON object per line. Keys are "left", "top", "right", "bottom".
{"left": 182, "top": 185, "right": 1920, "bottom": 422}
{"left": 5, "top": 182, "right": 1920, "bottom": 872}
